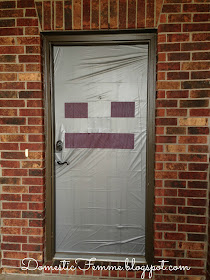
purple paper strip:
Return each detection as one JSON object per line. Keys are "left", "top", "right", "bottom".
{"left": 65, "top": 103, "right": 88, "bottom": 118}
{"left": 111, "top": 102, "right": 135, "bottom": 118}
{"left": 65, "top": 133, "right": 134, "bottom": 149}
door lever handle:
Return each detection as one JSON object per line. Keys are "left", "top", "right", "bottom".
{"left": 56, "top": 160, "right": 69, "bottom": 165}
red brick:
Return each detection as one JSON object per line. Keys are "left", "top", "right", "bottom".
{"left": 20, "top": 109, "right": 43, "bottom": 116}
{"left": 22, "top": 227, "right": 43, "bottom": 235}
{"left": 192, "top": 52, "right": 210, "bottom": 61}
{"left": 163, "top": 249, "right": 184, "bottom": 257}
{"left": 0, "top": 161, "right": 20, "bottom": 168}
{"left": 137, "top": 0, "right": 145, "bottom": 28}
{"left": 27, "top": 82, "right": 42, "bottom": 90}
{"left": 165, "top": 163, "right": 187, "bottom": 171}
{"left": 17, "top": 18, "right": 38, "bottom": 27}
{"left": 156, "top": 136, "right": 176, "bottom": 143}
{"left": 189, "top": 163, "right": 208, "bottom": 171}
{"left": 167, "top": 109, "right": 187, "bottom": 117}
{"left": 2, "top": 243, "right": 21, "bottom": 251}
{"left": 192, "top": 33, "right": 210, "bottom": 41}
{"left": 184, "top": 24, "right": 210, "bottom": 33}
{"left": 155, "top": 154, "right": 176, "bottom": 161}
{"left": 26, "top": 64, "right": 41, "bottom": 71}
{"left": 72, "top": 0, "right": 81, "bottom": 29}
{"left": 29, "top": 169, "right": 44, "bottom": 176}
{"left": 187, "top": 216, "right": 206, "bottom": 224}
{"left": 168, "top": 14, "right": 191, "bottom": 23}
{"left": 156, "top": 100, "right": 177, "bottom": 107}
{"left": 128, "top": 0, "right": 136, "bottom": 28}
{"left": 2, "top": 169, "right": 27, "bottom": 177}
{"left": 167, "top": 72, "right": 189, "bottom": 80}
{"left": 178, "top": 207, "right": 206, "bottom": 216}
{"left": 0, "top": 143, "right": 18, "bottom": 150}
{"left": 2, "top": 202, "right": 27, "bottom": 210}
{"left": 179, "top": 154, "right": 207, "bottom": 162}
{"left": 164, "top": 233, "right": 186, "bottom": 240}
{"left": 2, "top": 152, "right": 25, "bottom": 159}
{"left": 17, "top": 37, "right": 40, "bottom": 45}
{"left": 155, "top": 223, "right": 176, "bottom": 231}
{"left": 64, "top": 1, "right": 72, "bottom": 30}
{"left": 181, "top": 100, "right": 209, "bottom": 108}
{"left": 26, "top": 46, "right": 41, "bottom": 54}
{"left": 3, "top": 252, "right": 27, "bottom": 259}
{"left": 0, "top": 64, "right": 24, "bottom": 72}
{"left": 158, "top": 62, "right": 180, "bottom": 71}
{"left": 183, "top": 4, "right": 210, "bottom": 12}
{"left": 19, "top": 55, "right": 41, "bottom": 63}
{"left": 29, "top": 220, "right": 43, "bottom": 227}
{"left": 155, "top": 171, "right": 177, "bottom": 179}
{"left": 3, "top": 218, "right": 28, "bottom": 227}
{"left": 188, "top": 198, "right": 206, "bottom": 207}
{"left": 0, "top": 55, "right": 16, "bottom": 63}
{"left": 156, "top": 118, "right": 177, "bottom": 126}
{"left": 22, "top": 178, "right": 44, "bottom": 185}
{"left": 188, "top": 145, "right": 208, "bottom": 153}
{"left": 190, "top": 109, "right": 210, "bottom": 116}
{"left": 25, "top": 27, "right": 39, "bottom": 35}
{"left": 193, "top": 14, "right": 210, "bottom": 22}
{"left": 0, "top": 46, "right": 24, "bottom": 55}
{"left": 2, "top": 186, "right": 27, "bottom": 193}
{"left": 0, "top": 1, "right": 16, "bottom": 9}
{"left": 188, "top": 127, "right": 209, "bottom": 135}
{"left": 180, "top": 171, "right": 206, "bottom": 180}
{"left": 179, "top": 136, "right": 207, "bottom": 144}
{"left": 179, "top": 224, "right": 206, "bottom": 233}
{"left": 1, "top": 194, "right": 21, "bottom": 201}
{"left": 0, "top": 19, "right": 15, "bottom": 27}
{"left": 0, "top": 109, "right": 17, "bottom": 116}
{"left": 27, "top": 100, "right": 43, "bottom": 108}
{"left": 158, "top": 43, "right": 180, "bottom": 52}
{"left": 182, "top": 80, "right": 210, "bottom": 89}
{"left": 146, "top": 0, "right": 154, "bottom": 27}
{"left": 166, "top": 90, "right": 189, "bottom": 99}
{"left": 162, "top": 4, "right": 181, "bottom": 13}
{"left": 83, "top": 0, "right": 90, "bottom": 29}
{"left": 0, "top": 117, "right": 26, "bottom": 125}
{"left": 19, "top": 91, "right": 43, "bottom": 98}
{"left": 167, "top": 34, "right": 189, "bottom": 42}
{"left": 17, "top": 0, "right": 35, "bottom": 8}
{"left": 154, "top": 241, "right": 176, "bottom": 249}
{"left": 164, "top": 197, "right": 185, "bottom": 205}
{"left": 0, "top": 28, "right": 23, "bottom": 36}
{"left": 25, "top": 9, "right": 37, "bottom": 17}
{"left": 1, "top": 211, "right": 21, "bottom": 218}
{"left": 164, "top": 215, "right": 185, "bottom": 223}
{"left": 188, "top": 181, "right": 208, "bottom": 189}
{"left": 165, "top": 180, "right": 186, "bottom": 188}
{"left": 159, "top": 24, "right": 181, "bottom": 33}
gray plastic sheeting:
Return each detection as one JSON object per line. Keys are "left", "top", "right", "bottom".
{"left": 54, "top": 44, "right": 148, "bottom": 257}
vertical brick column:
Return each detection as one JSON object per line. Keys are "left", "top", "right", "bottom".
{"left": 0, "top": 0, "right": 44, "bottom": 274}
{"left": 156, "top": 1, "right": 209, "bottom": 278}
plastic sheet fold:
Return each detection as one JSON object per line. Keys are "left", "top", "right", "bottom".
{"left": 54, "top": 44, "right": 148, "bottom": 257}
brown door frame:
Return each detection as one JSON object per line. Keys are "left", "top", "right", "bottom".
{"left": 42, "top": 31, "right": 156, "bottom": 264}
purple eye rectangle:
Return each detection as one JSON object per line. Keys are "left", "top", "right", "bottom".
{"left": 65, "top": 103, "right": 88, "bottom": 118}
{"left": 111, "top": 102, "right": 135, "bottom": 118}
{"left": 65, "top": 133, "right": 134, "bottom": 149}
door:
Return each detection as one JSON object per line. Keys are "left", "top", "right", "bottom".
{"left": 45, "top": 33, "right": 156, "bottom": 262}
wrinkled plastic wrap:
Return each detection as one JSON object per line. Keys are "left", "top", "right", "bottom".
{"left": 54, "top": 44, "right": 148, "bottom": 257}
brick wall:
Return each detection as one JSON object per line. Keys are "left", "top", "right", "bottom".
{"left": 0, "top": 0, "right": 209, "bottom": 279}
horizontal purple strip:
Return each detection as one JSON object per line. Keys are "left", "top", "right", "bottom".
{"left": 65, "top": 133, "right": 134, "bottom": 149}
{"left": 111, "top": 102, "right": 135, "bottom": 118}
{"left": 65, "top": 103, "right": 88, "bottom": 118}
